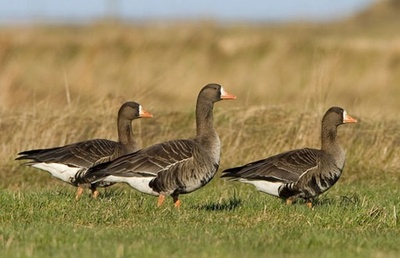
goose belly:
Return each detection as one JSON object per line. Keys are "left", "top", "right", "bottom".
{"left": 32, "top": 163, "right": 81, "bottom": 184}
{"left": 104, "top": 175, "right": 159, "bottom": 196}
{"left": 309, "top": 172, "right": 342, "bottom": 196}
{"left": 177, "top": 169, "right": 217, "bottom": 194}
{"left": 238, "top": 179, "right": 282, "bottom": 197}
{"left": 180, "top": 179, "right": 208, "bottom": 194}
{"left": 294, "top": 171, "right": 342, "bottom": 199}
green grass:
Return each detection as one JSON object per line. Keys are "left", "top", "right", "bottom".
{"left": 1, "top": 177, "right": 399, "bottom": 258}
{"left": 2, "top": 1, "right": 400, "bottom": 256}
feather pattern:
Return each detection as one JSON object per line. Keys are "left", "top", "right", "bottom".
{"left": 222, "top": 106, "right": 357, "bottom": 206}
{"left": 83, "top": 139, "right": 194, "bottom": 181}
{"left": 80, "top": 83, "right": 236, "bottom": 207}
{"left": 17, "top": 139, "right": 121, "bottom": 169}
{"left": 15, "top": 102, "right": 152, "bottom": 198}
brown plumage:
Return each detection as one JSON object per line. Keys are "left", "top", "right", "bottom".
{"left": 78, "top": 83, "right": 236, "bottom": 208}
{"left": 221, "top": 107, "right": 357, "bottom": 207}
{"left": 15, "top": 101, "right": 153, "bottom": 199}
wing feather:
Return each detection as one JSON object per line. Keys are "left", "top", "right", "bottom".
{"left": 222, "top": 148, "right": 321, "bottom": 183}
{"left": 83, "top": 139, "right": 195, "bottom": 182}
{"left": 16, "top": 139, "right": 119, "bottom": 168}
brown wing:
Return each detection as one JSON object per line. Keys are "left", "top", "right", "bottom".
{"left": 82, "top": 139, "right": 195, "bottom": 183}
{"left": 222, "top": 148, "right": 321, "bottom": 183}
{"left": 16, "top": 139, "right": 121, "bottom": 168}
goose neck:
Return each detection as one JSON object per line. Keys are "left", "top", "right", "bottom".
{"left": 321, "top": 123, "right": 340, "bottom": 154}
{"left": 118, "top": 117, "right": 137, "bottom": 151}
{"left": 196, "top": 100, "right": 216, "bottom": 137}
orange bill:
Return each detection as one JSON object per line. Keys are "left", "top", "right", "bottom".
{"left": 220, "top": 87, "right": 237, "bottom": 100}
{"left": 139, "top": 106, "right": 154, "bottom": 118}
{"left": 344, "top": 113, "right": 357, "bottom": 123}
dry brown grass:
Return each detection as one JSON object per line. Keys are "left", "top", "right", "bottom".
{"left": 1, "top": 20, "right": 399, "bottom": 190}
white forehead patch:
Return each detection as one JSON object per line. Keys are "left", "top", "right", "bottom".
{"left": 138, "top": 105, "right": 143, "bottom": 115}
{"left": 342, "top": 110, "right": 347, "bottom": 121}
{"left": 220, "top": 86, "right": 227, "bottom": 96}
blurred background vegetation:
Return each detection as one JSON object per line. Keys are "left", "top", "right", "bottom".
{"left": 1, "top": 0, "right": 399, "bottom": 189}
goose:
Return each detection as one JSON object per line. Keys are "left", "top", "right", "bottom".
{"left": 221, "top": 106, "right": 357, "bottom": 207}
{"left": 16, "top": 101, "right": 153, "bottom": 200}
{"left": 76, "top": 83, "right": 236, "bottom": 208}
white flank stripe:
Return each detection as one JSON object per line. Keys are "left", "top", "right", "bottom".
{"left": 104, "top": 175, "right": 159, "bottom": 196}
{"left": 32, "top": 163, "right": 80, "bottom": 183}
{"left": 239, "top": 179, "right": 282, "bottom": 197}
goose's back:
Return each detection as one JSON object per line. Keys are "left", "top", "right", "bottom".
{"left": 17, "top": 139, "right": 123, "bottom": 168}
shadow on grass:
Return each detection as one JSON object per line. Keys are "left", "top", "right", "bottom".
{"left": 311, "top": 194, "right": 361, "bottom": 207}
{"left": 195, "top": 196, "right": 242, "bottom": 211}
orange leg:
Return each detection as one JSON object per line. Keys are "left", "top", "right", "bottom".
{"left": 173, "top": 195, "right": 181, "bottom": 208}
{"left": 306, "top": 200, "right": 313, "bottom": 209}
{"left": 286, "top": 196, "right": 299, "bottom": 206}
{"left": 75, "top": 187, "right": 84, "bottom": 201}
{"left": 157, "top": 194, "right": 165, "bottom": 207}
{"left": 90, "top": 184, "right": 99, "bottom": 198}
{"left": 92, "top": 189, "right": 100, "bottom": 199}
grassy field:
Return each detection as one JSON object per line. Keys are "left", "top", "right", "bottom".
{"left": 1, "top": 181, "right": 399, "bottom": 258}
{"left": 1, "top": 2, "right": 400, "bottom": 257}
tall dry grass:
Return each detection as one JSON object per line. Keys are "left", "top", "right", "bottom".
{"left": 1, "top": 21, "right": 399, "bottom": 190}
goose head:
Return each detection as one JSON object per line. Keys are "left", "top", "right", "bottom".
{"left": 198, "top": 84, "right": 237, "bottom": 103}
{"left": 118, "top": 102, "right": 153, "bottom": 120}
{"left": 323, "top": 106, "right": 357, "bottom": 127}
